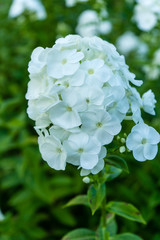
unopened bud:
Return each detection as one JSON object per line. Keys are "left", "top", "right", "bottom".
{"left": 119, "top": 146, "right": 126, "bottom": 153}
{"left": 117, "top": 136, "right": 120, "bottom": 140}
{"left": 82, "top": 177, "right": 90, "bottom": 184}
{"left": 121, "top": 138, "right": 126, "bottom": 143}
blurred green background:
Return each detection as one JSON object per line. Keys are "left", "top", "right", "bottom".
{"left": 0, "top": 0, "right": 160, "bottom": 239}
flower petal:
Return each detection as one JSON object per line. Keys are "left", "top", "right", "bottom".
{"left": 80, "top": 153, "right": 99, "bottom": 169}
{"left": 144, "top": 143, "right": 158, "bottom": 160}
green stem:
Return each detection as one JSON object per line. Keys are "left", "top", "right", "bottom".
{"left": 101, "top": 197, "right": 106, "bottom": 228}
{"left": 101, "top": 184, "right": 109, "bottom": 240}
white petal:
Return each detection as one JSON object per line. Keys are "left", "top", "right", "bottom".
{"left": 144, "top": 143, "right": 158, "bottom": 160}
{"left": 70, "top": 70, "right": 85, "bottom": 86}
{"left": 91, "top": 159, "right": 104, "bottom": 174}
{"left": 99, "top": 146, "right": 107, "bottom": 159}
{"left": 148, "top": 127, "right": 160, "bottom": 144}
{"left": 47, "top": 153, "right": 66, "bottom": 170}
{"left": 49, "top": 102, "right": 81, "bottom": 129}
{"left": 126, "top": 132, "right": 142, "bottom": 150}
{"left": 80, "top": 153, "right": 99, "bottom": 169}
{"left": 96, "top": 129, "right": 113, "bottom": 145}
{"left": 68, "top": 132, "right": 89, "bottom": 146}
{"left": 133, "top": 145, "right": 146, "bottom": 161}
{"left": 104, "top": 117, "right": 121, "bottom": 135}
{"left": 80, "top": 168, "right": 91, "bottom": 176}
{"left": 39, "top": 142, "right": 66, "bottom": 170}
{"left": 66, "top": 154, "right": 80, "bottom": 166}
{"left": 62, "top": 63, "right": 80, "bottom": 76}
{"left": 84, "top": 137, "right": 101, "bottom": 154}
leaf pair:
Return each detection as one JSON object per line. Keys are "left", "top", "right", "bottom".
{"left": 62, "top": 228, "right": 143, "bottom": 240}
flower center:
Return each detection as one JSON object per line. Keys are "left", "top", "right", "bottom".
{"left": 57, "top": 148, "right": 62, "bottom": 153}
{"left": 141, "top": 138, "right": 147, "bottom": 144}
{"left": 66, "top": 106, "right": 72, "bottom": 111}
{"left": 88, "top": 68, "right": 94, "bottom": 75}
{"left": 86, "top": 98, "right": 90, "bottom": 103}
{"left": 64, "top": 81, "right": 69, "bottom": 88}
{"left": 62, "top": 58, "right": 67, "bottom": 65}
{"left": 78, "top": 148, "right": 84, "bottom": 153}
{"left": 96, "top": 122, "right": 103, "bottom": 128}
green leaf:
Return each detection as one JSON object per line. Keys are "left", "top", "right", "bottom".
{"left": 105, "top": 166, "right": 122, "bottom": 182}
{"left": 106, "top": 214, "right": 118, "bottom": 236}
{"left": 63, "top": 195, "right": 90, "bottom": 208}
{"left": 96, "top": 213, "right": 117, "bottom": 239}
{"left": 88, "top": 183, "right": 106, "bottom": 215}
{"left": 105, "top": 155, "right": 129, "bottom": 173}
{"left": 106, "top": 201, "right": 146, "bottom": 224}
{"left": 62, "top": 228, "right": 97, "bottom": 240}
{"left": 110, "top": 233, "right": 143, "bottom": 240}
{"left": 97, "top": 227, "right": 109, "bottom": 240}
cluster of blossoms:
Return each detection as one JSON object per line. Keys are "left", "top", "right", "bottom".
{"left": 116, "top": 31, "right": 148, "bottom": 56}
{"left": 26, "top": 35, "right": 160, "bottom": 176}
{"left": 133, "top": 0, "right": 160, "bottom": 31}
{"left": 143, "top": 49, "right": 160, "bottom": 80}
{"left": 9, "top": 0, "right": 46, "bottom": 20}
{"left": 76, "top": 9, "right": 112, "bottom": 37}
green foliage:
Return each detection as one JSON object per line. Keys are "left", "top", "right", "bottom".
{"left": 87, "top": 183, "right": 106, "bottom": 215}
{"left": 62, "top": 228, "right": 97, "bottom": 240}
{"left": 110, "top": 233, "right": 143, "bottom": 240}
{"left": 64, "top": 195, "right": 90, "bottom": 208}
{"left": 105, "top": 155, "right": 129, "bottom": 174}
{"left": 106, "top": 202, "right": 146, "bottom": 224}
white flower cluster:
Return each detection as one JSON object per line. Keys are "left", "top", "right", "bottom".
{"left": 9, "top": 0, "right": 47, "bottom": 20}
{"left": 116, "top": 31, "right": 148, "bottom": 56}
{"left": 143, "top": 49, "right": 160, "bottom": 80}
{"left": 133, "top": 0, "right": 160, "bottom": 31}
{"left": 76, "top": 10, "right": 112, "bottom": 37}
{"left": 26, "top": 35, "right": 160, "bottom": 175}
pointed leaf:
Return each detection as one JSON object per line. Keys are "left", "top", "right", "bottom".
{"left": 88, "top": 183, "right": 106, "bottom": 215}
{"left": 110, "top": 233, "right": 143, "bottom": 240}
{"left": 105, "top": 155, "right": 129, "bottom": 173}
{"left": 62, "top": 228, "right": 97, "bottom": 240}
{"left": 97, "top": 227, "right": 109, "bottom": 240}
{"left": 63, "top": 195, "right": 90, "bottom": 208}
{"left": 106, "top": 201, "right": 146, "bottom": 224}
{"left": 105, "top": 166, "right": 122, "bottom": 182}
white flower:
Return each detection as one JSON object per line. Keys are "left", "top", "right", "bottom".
{"left": 116, "top": 32, "right": 140, "bottom": 55}
{"left": 103, "top": 85, "right": 129, "bottom": 122}
{"left": 28, "top": 47, "right": 50, "bottom": 75}
{"left": 142, "top": 90, "right": 156, "bottom": 115}
{"left": 49, "top": 88, "right": 82, "bottom": 129}
{"left": 81, "top": 110, "right": 121, "bottom": 145}
{"left": 126, "top": 123, "right": 160, "bottom": 161}
{"left": 9, "top": 0, "right": 47, "bottom": 20}
{"left": 49, "top": 125, "right": 80, "bottom": 142}
{"left": 26, "top": 34, "right": 159, "bottom": 173}
{"left": 81, "top": 59, "right": 112, "bottom": 87}
{"left": 78, "top": 85, "right": 105, "bottom": 111}
{"left": 76, "top": 10, "right": 112, "bottom": 37}
{"left": 133, "top": 0, "right": 160, "bottom": 31}
{"left": 127, "top": 87, "right": 142, "bottom": 123}
{"left": 38, "top": 134, "right": 67, "bottom": 170}
{"left": 99, "top": 21, "right": 112, "bottom": 35}
{"left": 64, "top": 132, "right": 101, "bottom": 169}
{"left": 80, "top": 146, "right": 106, "bottom": 176}
{"left": 47, "top": 49, "right": 84, "bottom": 79}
